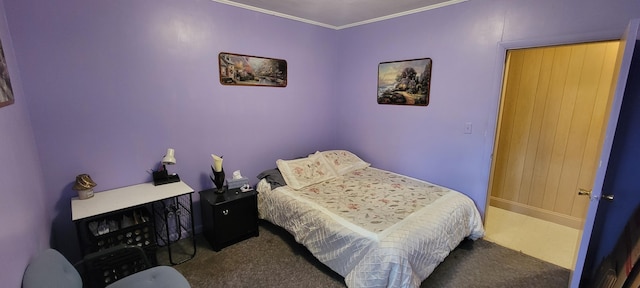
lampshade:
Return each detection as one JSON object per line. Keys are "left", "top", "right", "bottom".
{"left": 162, "top": 148, "right": 176, "bottom": 165}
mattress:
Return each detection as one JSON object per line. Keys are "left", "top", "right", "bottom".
{"left": 258, "top": 167, "right": 484, "bottom": 288}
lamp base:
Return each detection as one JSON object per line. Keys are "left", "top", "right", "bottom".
{"left": 152, "top": 170, "right": 181, "bottom": 186}
{"left": 214, "top": 186, "right": 226, "bottom": 194}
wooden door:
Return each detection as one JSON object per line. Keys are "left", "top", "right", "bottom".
{"left": 574, "top": 19, "right": 640, "bottom": 287}
{"left": 489, "top": 41, "right": 619, "bottom": 229}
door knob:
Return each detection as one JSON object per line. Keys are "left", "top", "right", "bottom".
{"left": 602, "top": 194, "right": 614, "bottom": 201}
{"left": 578, "top": 188, "right": 592, "bottom": 197}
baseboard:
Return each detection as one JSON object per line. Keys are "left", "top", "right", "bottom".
{"left": 490, "top": 197, "right": 584, "bottom": 229}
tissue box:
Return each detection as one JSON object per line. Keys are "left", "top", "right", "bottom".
{"left": 227, "top": 177, "right": 249, "bottom": 189}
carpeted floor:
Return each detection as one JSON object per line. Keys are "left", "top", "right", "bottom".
{"left": 157, "top": 221, "right": 570, "bottom": 287}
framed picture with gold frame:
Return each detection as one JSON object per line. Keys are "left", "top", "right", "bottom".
{"left": 377, "top": 58, "right": 431, "bottom": 106}
{"left": 218, "top": 52, "right": 287, "bottom": 87}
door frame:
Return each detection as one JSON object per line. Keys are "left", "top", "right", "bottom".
{"left": 483, "top": 31, "right": 624, "bottom": 212}
{"left": 483, "top": 22, "right": 639, "bottom": 288}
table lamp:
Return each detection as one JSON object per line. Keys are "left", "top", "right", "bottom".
{"left": 210, "top": 154, "right": 225, "bottom": 194}
{"left": 153, "top": 148, "right": 181, "bottom": 186}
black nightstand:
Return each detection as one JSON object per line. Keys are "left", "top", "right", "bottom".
{"left": 199, "top": 187, "right": 259, "bottom": 251}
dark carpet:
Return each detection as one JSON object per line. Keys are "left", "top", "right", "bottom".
{"left": 157, "top": 221, "right": 570, "bottom": 287}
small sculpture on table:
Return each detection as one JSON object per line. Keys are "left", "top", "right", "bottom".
{"left": 72, "top": 174, "right": 97, "bottom": 200}
{"left": 210, "top": 154, "right": 225, "bottom": 194}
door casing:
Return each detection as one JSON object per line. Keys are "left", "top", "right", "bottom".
{"left": 483, "top": 19, "right": 640, "bottom": 287}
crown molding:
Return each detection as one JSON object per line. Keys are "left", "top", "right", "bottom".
{"left": 211, "top": 0, "right": 468, "bottom": 30}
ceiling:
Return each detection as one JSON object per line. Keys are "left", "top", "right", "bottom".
{"left": 212, "top": 0, "right": 468, "bottom": 30}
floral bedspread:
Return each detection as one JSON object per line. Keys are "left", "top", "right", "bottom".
{"left": 258, "top": 167, "right": 484, "bottom": 288}
{"left": 294, "top": 168, "right": 451, "bottom": 233}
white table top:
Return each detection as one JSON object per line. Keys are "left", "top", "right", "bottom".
{"left": 71, "top": 181, "right": 194, "bottom": 221}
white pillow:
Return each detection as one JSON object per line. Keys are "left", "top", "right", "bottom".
{"left": 276, "top": 153, "right": 338, "bottom": 190}
{"left": 319, "top": 150, "right": 370, "bottom": 175}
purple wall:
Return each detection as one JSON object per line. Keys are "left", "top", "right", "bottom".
{"left": 335, "top": 0, "right": 640, "bottom": 214}
{"left": 334, "top": 1, "right": 638, "bottom": 285}
{"left": 1, "top": 0, "right": 639, "bottom": 286}
{"left": 3, "top": 0, "right": 337, "bottom": 261}
{"left": 0, "top": 1, "right": 49, "bottom": 287}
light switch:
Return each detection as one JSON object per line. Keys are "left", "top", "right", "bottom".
{"left": 464, "top": 122, "right": 473, "bottom": 134}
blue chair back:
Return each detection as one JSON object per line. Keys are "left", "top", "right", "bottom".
{"left": 22, "top": 249, "right": 83, "bottom": 288}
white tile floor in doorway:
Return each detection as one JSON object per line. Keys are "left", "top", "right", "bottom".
{"left": 483, "top": 206, "right": 582, "bottom": 269}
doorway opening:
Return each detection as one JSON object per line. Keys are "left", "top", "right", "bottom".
{"left": 484, "top": 40, "right": 620, "bottom": 270}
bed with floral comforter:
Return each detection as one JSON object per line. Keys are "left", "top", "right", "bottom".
{"left": 257, "top": 150, "right": 484, "bottom": 288}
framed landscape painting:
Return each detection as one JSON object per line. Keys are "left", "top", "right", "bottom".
{"left": 377, "top": 58, "right": 431, "bottom": 106}
{"left": 219, "top": 52, "right": 287, "bottom": 87}
{"left": 0, "top": 38, "right": 14, "bottom": 109}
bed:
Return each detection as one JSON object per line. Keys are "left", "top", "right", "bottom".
{"left": 256, "top": 150, "right": 484, "bottom": 288}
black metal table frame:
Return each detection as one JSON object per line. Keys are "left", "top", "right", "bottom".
{"left": 152, "top": 193, "right": 197, "bottom": 265}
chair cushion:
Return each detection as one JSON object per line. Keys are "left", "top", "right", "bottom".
{"left": 106, "top": 266, "right": 190, "bottom": 288}
{"left": 22, "top": 249, "right": 83, "bottom": 288}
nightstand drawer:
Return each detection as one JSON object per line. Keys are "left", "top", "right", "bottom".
{"left": 200, "top": 188, "right": 258, "bottom": 251}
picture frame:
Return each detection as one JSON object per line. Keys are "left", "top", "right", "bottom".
{"left": 0, "top": 38, "right": 14, "bottom": 109}
{"left": 377, "top": 58, "right": 432, "bottom": 106}
{"left": 218, "top": 52, "right": 287, "bottom": 87}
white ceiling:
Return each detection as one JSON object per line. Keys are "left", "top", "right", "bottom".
{"left": 212, "top": 0, "right": 468, "bottom": 30}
